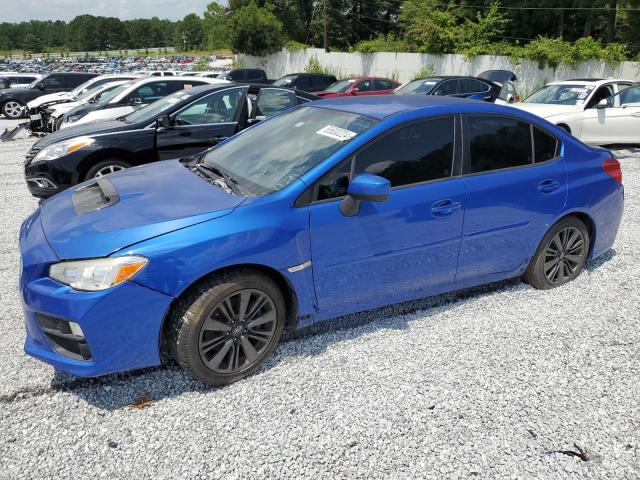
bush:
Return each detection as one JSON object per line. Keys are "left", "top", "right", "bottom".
{"left": 352, "top": 35, "right": 409, "bottom": 53}
{"left": 284, "top": 40, "right": 309, "bottom": 52}
{"left": 228, "top": 1, "right": 283, "bottom": 56}
{"left": 304, "top": 54, "right": 332, "bottom": 75}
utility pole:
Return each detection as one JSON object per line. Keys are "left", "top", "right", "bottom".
{"left": 323, "top": 0, "right": 329, "bottom": 52}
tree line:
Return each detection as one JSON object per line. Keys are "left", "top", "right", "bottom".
{"left": 1, "top": 1, "right": 640, "bottom": 61}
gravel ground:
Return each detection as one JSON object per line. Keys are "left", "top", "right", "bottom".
{"left": 0, "top": 118, "right": 638, "bottom": 479}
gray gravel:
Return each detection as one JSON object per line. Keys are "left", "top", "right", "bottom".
{"left": 0, "top": 118, "right": 638, "bottom": 479}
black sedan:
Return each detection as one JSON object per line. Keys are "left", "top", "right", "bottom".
{"left": 394, "top": 71, "right": 517, "bottom": 103}
{"left": 24, "top": 84, "right": 318, "bottom": 198}
{"left": 0, "top": 72, "right": 96, "bottom": 118}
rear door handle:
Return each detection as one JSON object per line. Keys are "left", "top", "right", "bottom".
{"left": 431, "top": 199, "right": 463, "bottom": 216}
{"left": 538, "top": 179, "right": 561, "bottom": 193}
{"left": 630, "top": 112, "right": 640, "bottom": 118}
{"left": 213, "top": 135, "right": 228, "bottom": 142}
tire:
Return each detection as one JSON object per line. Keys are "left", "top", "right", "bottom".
{"left": 84, "top": 159, "right": 131, "bottom": 180}
{"left": 2, "top": 100, "right": 26, "bottom": 119}
{"left": 523, "top": 216, "right": 590, "bottom": 290}
{"left": 168, "top": 270, "right": 286, "bottom": 385}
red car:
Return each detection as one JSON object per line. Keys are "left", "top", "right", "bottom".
{"left": 312, "top": 76, "right": 400, "bottom": 98}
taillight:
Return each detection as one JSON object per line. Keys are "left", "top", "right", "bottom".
{"left": 603, "top": 158, "right": 622, "bottom": 183}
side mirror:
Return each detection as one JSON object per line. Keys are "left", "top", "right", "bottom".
{"left": 37, "top": 83, "right": 46, "bottom": 90}
{"left": 339, "top": 173, "right": 390, "bottom": 217}
{"left": 351, "top": 88, "right": 360, "bottom": 95}
{"left": 156, "top": 115, "right": 172, "bottom": 129}
{"left": 130, "top": 97, "right": 143, "bottom": 105}
{"left": 597, "top": 99, "right": 608, "bottom": 109}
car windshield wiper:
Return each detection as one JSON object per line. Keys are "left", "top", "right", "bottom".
{"left": 194, "top": 163, "right": 243, "bottom": 195}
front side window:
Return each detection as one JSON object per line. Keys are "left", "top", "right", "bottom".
{"left": 609, "top": 85, "right": 640, "bottom": 107}
{"left": 175, "top": 88, "right": 244, "bottom": 125}
{"left": 355, "top": 80, "right": 373, "bottom": 92}
{"left": 40, "top": 75, "right": 63, "bottom": 89}
{"left": 355, "top": 117, "right": 454, "bottom": 187}
{"left": 467, "top": 116, "right": 532, "bottom": 173}
{"left": 202, "top": 106, "right": 377, "bottom": 194}
{"left": 433, "top": 80, "right": 459, "bottom": 96}
{"left": 255, "top": 89, "right": 297, "bottom": 118}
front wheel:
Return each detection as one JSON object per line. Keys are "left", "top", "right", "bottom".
{"left": 84, "top": 159, "right": 131, "bottom": 180}
{"left": 168, "top": 270, "right": 285, "bottom": 385}
{"left": 2, "top": 100, "right": 26, "bottom": 119}
{"left": 523, "top": 217, "right": 590, "bottom": 289}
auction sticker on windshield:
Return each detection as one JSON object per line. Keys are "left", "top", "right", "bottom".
{"left": 316, "top": 125, "right": 357, "bottom": 141}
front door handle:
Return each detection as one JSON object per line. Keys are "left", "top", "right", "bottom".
{"left": 213, "top": 135, "right": 228, "bottom": 142}
{"left": 630, "top": 112, "right": 640, "bottom": 118}
{"left": 431, "top": 199, "right": 463, "bottom": 216}
{"left": 538, "top": 179, "right": 561, "bottom": 193}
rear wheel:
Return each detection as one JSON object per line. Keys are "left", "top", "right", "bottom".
{"left": 168, "top": 270, "right": 285, "bottom": 385}
{"left": 84, "top": 159, "right": 131, "bottom": 180}
{"left": 523, "top": 216, "right": 590, "bottom": 289}
{"left": 2, "top": 100, "right": 26, "bottom": 119}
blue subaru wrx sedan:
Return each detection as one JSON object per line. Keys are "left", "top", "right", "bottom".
{"left": 19, "top": 96, "right": 624, "bottom": 385}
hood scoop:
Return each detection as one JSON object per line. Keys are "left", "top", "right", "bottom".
{"left": 72, "top": 178, "right": 119, "bottom": 214}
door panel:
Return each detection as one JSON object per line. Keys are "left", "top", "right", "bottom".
{"left": 581, "top": 106, "right": 640, "bottom": 144}
{"left": 457, "top": 116, "right": 567, "bottom": 281}
{"left": 310, "top": 180, "right": 466, "bottom": 315}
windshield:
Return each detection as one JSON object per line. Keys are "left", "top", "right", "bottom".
{"left": 202, "top": 106, "right": 377, "bottom": 194}
{"left": 70, "top": 78, "right": 97, "bottom": 96}
{"left": 394, "top": 79, "right": 439, "bottom": 95}
{"left": 273, "top": 75, "right": 298, "bottom": 87}
{"left": 523, "top": 84, "right": 594, "bottom": 105}
{"left": 123, "top": 89, "right": 194, "bottom": 124}
{"left": 96, "top": 84, "right": 129, "bottom": 105}
{"left": 75, "top": 84, "right": 107, "bottom": 101}
{"left": 324, "top": 80, "right": 355, "bottom": 93}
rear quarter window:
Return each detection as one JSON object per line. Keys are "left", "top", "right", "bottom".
{"left": 533, "top": 127, "right": 559, "bottom": 162}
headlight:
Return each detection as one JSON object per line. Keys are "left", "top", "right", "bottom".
{"left": 33, "top": 137, "right": 95, "bottom": 162}
{"left": 49, "top": 256, "right": 148, "bottom": 291}
{"left": 66, "top": 113, "right": 83, "bottom": 123}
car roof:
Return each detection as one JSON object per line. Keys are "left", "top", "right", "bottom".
{"left": 310, "top": 95, "right": 486, "bottom": 119}
{"left": 548, "top": 78, "right": 633, "bottom": 86}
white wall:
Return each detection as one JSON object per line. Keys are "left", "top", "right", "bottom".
{"left": 240, "top": 48, "right": 640, "bottom": 95}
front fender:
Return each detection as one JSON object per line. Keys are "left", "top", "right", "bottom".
{"left": 118, "top": 196, "right": 315, "bottom": 315}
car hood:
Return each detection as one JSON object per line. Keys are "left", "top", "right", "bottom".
{"left": 28, "top": 92, "right": 70, "bottom": 108}
{"left": 34, "top": 119, "right": 133, "bottom": 148}
{"left": 511, "top": 103, "right": 582, "bottom": 118}
{"left": 40, "top": 160, "right": 246, "bottom": 259}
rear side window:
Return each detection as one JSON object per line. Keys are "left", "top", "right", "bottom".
{"left": 355, "top": 117, "right": 455, "bottom": 187}
{"left": 255, "top": 89, "right": 297, "bottom": 118}
{"left": 374, "top": 79, "right": 397, "bottom": 90}
{"left": 460, "top": 78, "right": 489, "bottom": 94}
{"left": 533, "top": 127, "right": 559, "bottom": 162}
{"left": 467, "top": 116, "right": 532, "bottom": 173}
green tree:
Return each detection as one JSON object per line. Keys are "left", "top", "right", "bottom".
{"left": 202, "top": 1, "right": 230, "bottom": 49}
{"left": 174, "top": 13, "right": 204, "bottom": 51}
{"left": 228, "top": 2, "right": 284, "bottom": 55}
{"left": 400, "top": 0, "right": 458, "bottom": 53}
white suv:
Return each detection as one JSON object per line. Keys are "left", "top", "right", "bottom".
{"left": 512, "top": 78, "right": 634, "bottom": 133}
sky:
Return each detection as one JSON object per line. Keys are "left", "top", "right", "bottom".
{"left": 3, "top": 0, "right": 215, "bottom": 23}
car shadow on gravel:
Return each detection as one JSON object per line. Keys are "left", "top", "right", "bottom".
{"left": 56, "top": 249, "right": 617, "bottom": 410}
